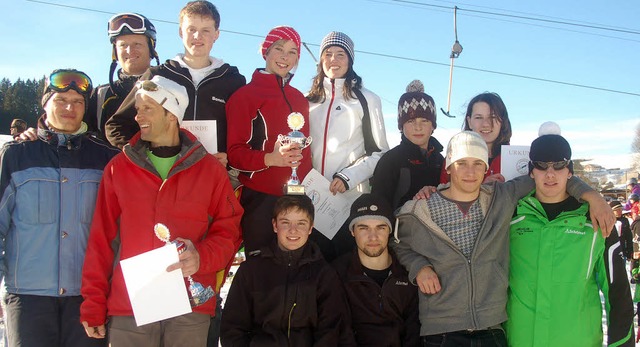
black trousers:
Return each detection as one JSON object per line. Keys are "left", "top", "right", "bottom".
{"left": 421, "top": 329, "right": 507, "bottom": 347}
{"left": 4, "top": 293, "right": 106, "bottom": 347}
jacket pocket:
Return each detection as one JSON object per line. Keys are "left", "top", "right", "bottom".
{"left": 78, "top": 171, "right": 103, "bottom": 224}
{"left": 15, "top": 177, "right": 59, "bottom": 224}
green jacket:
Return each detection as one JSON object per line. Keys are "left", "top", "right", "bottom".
{"left": 506, "top": 193, "right": 634, "bottom": 347}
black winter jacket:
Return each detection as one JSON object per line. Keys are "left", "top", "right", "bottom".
{"left": 84, "top": 69, "right": 140, "bottom": 139}
{"left": 105, "top": 59, "right": 246, "bottom": 149}
{"left": 333, "top": 249, "right": 420, "bottom": 347}
{"left": 371, "top": 135, "right": 443, "bottom": 210}
{"left": 220, "top": 242, "right": 355, "bottom": 347}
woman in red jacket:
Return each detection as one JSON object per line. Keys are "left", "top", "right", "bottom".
{"left": 226, "top": 26, "right": 312, "bottom": 253}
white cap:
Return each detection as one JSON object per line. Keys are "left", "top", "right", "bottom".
{"left": 445, "top": 131, "right": 489, "bottom": 169}
{"left": 135, "top": 75, "right": 189, "bottom": 123}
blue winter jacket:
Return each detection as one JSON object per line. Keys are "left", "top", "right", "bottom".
{"left": 0, "top": 121, "right": 118, "bottom": 297}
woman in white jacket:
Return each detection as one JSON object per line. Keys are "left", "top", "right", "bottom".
{"left": 307, "top": 31, "right": 389, "bottom": 260}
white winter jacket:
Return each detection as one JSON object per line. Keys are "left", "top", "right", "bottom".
{"left": 309, "top": 77, "right": 389, "bottom": 192}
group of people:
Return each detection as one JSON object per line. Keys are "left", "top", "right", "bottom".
{"left": 0, "top": 1, "right": 636, "bottom": 346}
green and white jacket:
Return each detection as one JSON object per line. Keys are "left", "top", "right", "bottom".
{"left": 506, "top": 193, "right": 634, "bottom": 347}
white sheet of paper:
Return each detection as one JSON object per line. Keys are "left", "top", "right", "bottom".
{"left": 181, "top": 120, "right": 217, "bottom": 154}
{"left": 501, "top": 145, "right": 531, "bottom": 181}
{"left": 120, "top": 244, "right": 192, "bottom": 326}
{"left": 302, "top": 169, "right": 361, "bottom": 239}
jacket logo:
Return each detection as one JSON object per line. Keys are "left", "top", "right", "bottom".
{"left": 565, "top": 229, "right": 585, "bottom": 235}
{"left": 336, "top": 106, "right": 341, "bottom": 110}
{"left": 211, "top": 96, "right": 226, "bottom": 104}
{"left": 514, "top": 227, "right": 533, "bottom": 236}
{"left": 395, "top": 280, "right": 408, "bottom": 286}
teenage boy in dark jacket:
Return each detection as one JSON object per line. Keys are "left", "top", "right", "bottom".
{"left": 221, "top": 195, "right": 355, "bottom": 347}
{"left": 371, "top": 80, "right": 443, "bottom": 210}
{"left": 106, "top": 1, "right": 245, "bottom": 168}
{"left": 333, "top": 194, "right": 420, "bottom": 346}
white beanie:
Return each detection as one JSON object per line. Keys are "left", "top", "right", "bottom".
{"left": 135, "top": 75, "right": 189, "bottom": 123}
{"left": 445, "top": 131, "right": 489, "bottom": 169}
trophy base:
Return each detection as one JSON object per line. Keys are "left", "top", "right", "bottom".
{"left": 284, "top": 184, "right": 306, "bottom": 195}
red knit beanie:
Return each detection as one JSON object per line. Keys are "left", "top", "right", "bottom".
{"left": 261, "top": 26, "right": 301, "bottom": 59}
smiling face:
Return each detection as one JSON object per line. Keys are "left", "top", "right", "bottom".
{"left": 179, "top": 15, "right": 219, "bottom": 60}
{"left": 115, "top": 34, "right": 151, "bottom": 75}
{"left": 351, "top": 219, "right": 390, "bottom": 258}
{"left": 321, "top": 46, "right": 349, "bottom": 79}
{"left": 134, "top": 93, "right": 179, "bottom": 147}
{"left": 273, "top": 207, "right": 313, "bottom": 251}
{"left": 466, "top": 101, "right": 501, "bottom": 154}
{"left": 44, "top": 90, "right": 85, "bottom": 134}
{"left": 530, "top": 165, "right": 571, "bottom": 203}
{"left": 447, "top": 157, "right": 487, "bottom": 200}
{"left": 264, "top": 39, "right": 299, "bottom": 78}
{"left": 402, "top": 118, "right": 434, "bottom": 149}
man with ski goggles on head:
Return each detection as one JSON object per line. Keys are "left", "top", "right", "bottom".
{"left": 84, "top": 12, "right": 160, "bottom": 138}
{"left": 0, "top": 69, "right": 119, "bottom": 347}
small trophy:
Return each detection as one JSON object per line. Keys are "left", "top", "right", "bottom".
{"left": 277, "top": 112, "right": 312, "bottom": 195}
{"left": 154, "top": 223, "right": 215, "bottom": 307}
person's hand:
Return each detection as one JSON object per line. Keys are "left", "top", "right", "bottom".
{"left": 264, "top": 142, "right": 302, "bottom": 168}
{"left": 213, "top": 152, "right": 228, "bottom": 167}
{"left": 166, "top": 238, "right": 200, "bottom": 277}
{"left": 416, "top": 266, "right": 441, "bottom": 294}
{"left": 329, "top": 178, "right": 346, "bottom": 195}
{"left": 18, "top": 127, "right": 37, "bottom": 142}
{"left": 413, "top": 186, "right": 437, "bottom": 200}
{"left": 483, "top": 173, "right": 505, "bottom": 183}
{"left": 82, "top": 321, "right": 106, "bottom": 339}
{"left": 581, "top": 191, "right": 615, "bottom": 237}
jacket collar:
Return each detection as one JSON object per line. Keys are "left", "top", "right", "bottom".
{"left": 123, "top": 128, "right": 207, "bottom": 178}
{"left": 346, "top": 247, "right": 405, "bottom": 281}
{"left": 251, "top": 68, "right": 293, "bottom": 88}
{"left": 36, "top": 115, "right": 86, "bottom": 150}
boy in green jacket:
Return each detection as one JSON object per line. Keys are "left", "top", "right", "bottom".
{"left": 507, "top": 131, "right": 634, "bottom": 347}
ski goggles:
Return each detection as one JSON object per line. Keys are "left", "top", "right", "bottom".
{"left": 47, "top": 70, "right": 92, "bottom": 94}
{"left": 531, "top": 160, "right": 571, "bottom": 171}
{"left": 108, "top": 13, "right": 149, "bottom": 37}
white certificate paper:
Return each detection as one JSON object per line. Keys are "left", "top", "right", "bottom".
{"left": 120, "top": 244, "right": 192, "bottom": 326}
{"left": 501, "top": 145, "right": 531, "bottom": 181}
{"left": 302, "top": 169, "right": 361, "bottom": 239}
{"left": 181, "top": 120, "right": 217, "bottom": 154}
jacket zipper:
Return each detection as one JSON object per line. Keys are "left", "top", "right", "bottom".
{"left": 320, "top": 80, "right": 336, "bottom": 175}
{"left": 166, "top": 64, "right": 228, "bottom": 121}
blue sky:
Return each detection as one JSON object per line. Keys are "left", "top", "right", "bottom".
{"left": 2, "top": 0, "right": 639, "bottom": 169}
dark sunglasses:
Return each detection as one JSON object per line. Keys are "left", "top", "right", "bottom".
{"left": 48, "top": 70, "right": 92, "bottom": 93}
{"left": 531, "top": 160, "right": 570, "bottom": 171}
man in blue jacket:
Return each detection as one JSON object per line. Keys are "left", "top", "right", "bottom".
{"left": 0, "top": 69, "right": 119, "bottom": 347}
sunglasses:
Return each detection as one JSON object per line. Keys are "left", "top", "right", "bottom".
{"left": 136, "top": 80, "right": 159, "bottom": 92}
{"left": 48, "top": 70, "right": 92, "bottom": 93}
{"left": 108, "top": 13, "right": 148, "bottom": 36}
{"left": 531, "top": 160, "right": 570, "bottom": 171}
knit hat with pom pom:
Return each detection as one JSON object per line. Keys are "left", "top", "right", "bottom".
{"left": 397, "top": 80, "right": 437, "bottom": 130}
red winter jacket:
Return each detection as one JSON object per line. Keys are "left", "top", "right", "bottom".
{"left": 226, "top": 69, "right": 312, "bottom": 196}
{"left": 80, "top": 130, "right": 243, "bottom": 326}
